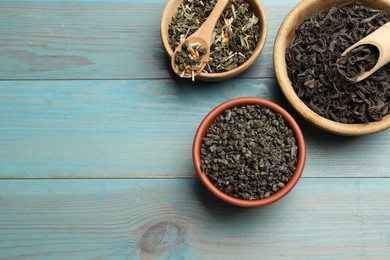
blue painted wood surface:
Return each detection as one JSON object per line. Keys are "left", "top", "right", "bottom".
{"left": 0, "top": 0, "right": 389, "bottom": 259}
{"left": 0, "top": 0, "right": 301, "bottom": 80}
{"left": 0, "top": 79, "right": 389, "bottom": 178}
{"left": 0, "top": 179, "right": 389, "bottom": 259}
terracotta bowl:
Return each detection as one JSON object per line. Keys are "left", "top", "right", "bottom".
{"left": 274, "top": 0, "right": 390, "bottom": 135}
{"left": 193, "top": 97, "right": 306, "bottom": 207}
{"left": 161, "top": 0, "right": 267, "bottom": 82}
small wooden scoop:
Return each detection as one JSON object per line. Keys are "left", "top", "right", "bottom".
{"left": 339, "top": 22, "right": 390, "bottom": 83}
{"left": 171, "top": 0, "right": 228, "bottom": 81}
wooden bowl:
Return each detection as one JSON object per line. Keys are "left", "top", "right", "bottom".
{"left": 161, "top": 0, "right": 267, "bottom": 82}
{"left": 193, "top": 97, "right": 306, "bottom": 207}
{"left": 274, "top": 0, "right": 390, "bottom": 135}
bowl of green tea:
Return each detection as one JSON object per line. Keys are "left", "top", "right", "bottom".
{"left": 193, "top": 97, "right": 306, "bottom": 207}
{"left": 161, "top": 0, "right": 267, "bottom": 81}
{"left": 274, "top": 0, "right": 390, "bottom": 135}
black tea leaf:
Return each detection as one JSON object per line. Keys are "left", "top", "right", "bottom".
{"left": 286, "top": 3, "right": 390, "bottom": 123}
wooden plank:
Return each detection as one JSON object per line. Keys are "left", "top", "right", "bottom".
{"left": 0, "top": 178, "right": 389, "bottom": 259}
{"left": 0, "top": 79, "right": 389, "bottom": 179}
{"left": 0, "top": 0, "right": 300, "bottom": 80}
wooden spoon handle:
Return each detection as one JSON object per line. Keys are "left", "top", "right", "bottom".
{"left": 341, "top": 22, "right": 390, "bottom": 82}
{"left": 192, "top": 0, "right": 229, "bottom": 43}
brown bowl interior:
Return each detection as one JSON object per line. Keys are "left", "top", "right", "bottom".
{"left": 192, "top": 97, "right": 306, "bottom": 207}
{"left": 274, "top": 0, "right": 390, "bottom": 135}
{"left": 161, "top": 0, "right": 267, "bottom": 82}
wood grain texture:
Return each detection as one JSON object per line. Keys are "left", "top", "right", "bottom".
{"left": 0, "top": 79, "right": 389, "bottom": 179}
{"left": 0, "top": 0, "right": 389, "bottom": 259}
{"left": 0, "top": 178, "right": 389, "bottom": 259}
{"left": 0, "top": 0, "right": 300, "bottom": 80}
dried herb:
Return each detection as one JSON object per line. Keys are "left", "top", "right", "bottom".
{"left": 336, "top": 44, "right": 379, "bottom": 81}
{"left": 286, "top": 3, "right": 390, "bottom": 123}
{"left": 174, "top": 41, "right": 207, "bottom": 79}
{"left": 168, "top": 0, "right": 260, "bottom": 73}
{"left": 200, "top": 105, "right": 298, "bottom": 200}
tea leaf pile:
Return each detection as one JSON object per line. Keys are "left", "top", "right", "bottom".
{"left": 168, "top": 0, "right": 260, "bottom": 73}
{"left": 200, "top": 105, "right": 298, "bottom": 200}
{"left": 336, "top": 44, "right": 379, "bottom": 81}
{"left": 286, "top": 3, "right": 390, "bottom": 123}
{"left": 174, "top": 41, "right": 207, "bottom": 79}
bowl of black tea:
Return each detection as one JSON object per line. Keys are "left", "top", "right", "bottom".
{"left": 161, "top": 0, "right": 267, "bottom": 81}
{"left": 274, "top": 0, "right": 390, "bottom": 135}
{"left": 193, "top": 97, "right": 306, "bottom": 207}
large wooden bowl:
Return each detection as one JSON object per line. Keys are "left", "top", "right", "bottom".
{"left": 161, "top": 0, "right": 267, "bottom": 82}
{"left": 274, "top": 0, "right": 390, "bottom": 135}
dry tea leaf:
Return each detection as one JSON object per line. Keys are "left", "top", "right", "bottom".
{"left": 174, "top": 41, "right": 207, "bottom": 79}
{"left": 336, "top": 44, "right": 379, "bottom": 81}
{"left": 168, "top": 0, "right": 260, "bottom": 73}
{"left": 200, "top": 105, "right": 298, "bottom": 200}
{"left": 286, "top": 3, "right": 390, "bottom": 123}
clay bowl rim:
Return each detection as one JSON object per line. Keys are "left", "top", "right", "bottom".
{"left": 274, "top": 0, "right": 390, "bottom": 136}
{"left": 161, "top": 0, "right": 268, "bottom": 82}
{"left": 192, "top": 97, "right": 306, "bottom": 207}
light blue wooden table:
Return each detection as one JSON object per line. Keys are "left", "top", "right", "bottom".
{"left": 0, "top": 0, "right": 389, "bottom": 259}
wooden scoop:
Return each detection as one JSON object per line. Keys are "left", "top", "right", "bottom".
{"left": 340, "top": 22, "right": 390, "bottom": 83}
{"left": 171, "top": 0, "right": 228, "bottom": 81}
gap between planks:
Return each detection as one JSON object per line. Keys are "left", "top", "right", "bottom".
{"left": 0, "top": 176, "right": 388, "bottom": 180}
{"left": 0, "top": 76, "right": 274, "bottom": 81}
